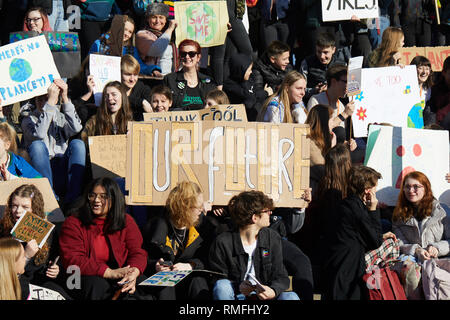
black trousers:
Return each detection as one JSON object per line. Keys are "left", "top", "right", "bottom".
{"left": 79, "top": 19, "right": 110, "bottom": 61}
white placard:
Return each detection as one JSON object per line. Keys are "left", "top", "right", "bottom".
{"left": 347, "top": 56, "right": 364, "bottom": 96}
{"left": 28, "top": 284, "right": 65, "bottom": 300}
{"left": 0, "top": 35, "right": 60, "bottom": 106}
{"left": 365, "top": 125, "right": 450, "bottom": 207}
{"left": 89, "top": 54, "right": 121, "bottom": 106}
{"left": 321, "top": 0, "right": 379, "bottom": 22}
{"left": 352, "top": 65, "right": 422, "bottom": 137}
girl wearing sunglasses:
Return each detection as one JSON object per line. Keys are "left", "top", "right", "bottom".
{"left": 162, "top": 39, "right": 217, "bottom": 111}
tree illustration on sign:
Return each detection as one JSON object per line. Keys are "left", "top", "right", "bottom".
{"left": 186, "top": 3, "right": 218, "bottom": 43}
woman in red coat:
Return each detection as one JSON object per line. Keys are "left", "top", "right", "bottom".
{"left": 59, "top": 177, "right": 149, "bottom": 300}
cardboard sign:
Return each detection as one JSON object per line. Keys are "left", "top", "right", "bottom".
{"left": 88, "top": 135, "right": 127, "bottom": 179}
{"left": 27, "top": 284, "right": 65, "bottom": 300}
{"left": 0, "top": 35, "right": 60, "bottom": 106}
{"left": 321, "top": 0, "right": 379, "bottom": 22}
{"left": 364, "top": 125, "right": 450, "bottom": 206}
{"left": 347, "top": 56, "right": 364, "bottom": 96}
{"left": 352, "top": 65, "right": 422, "bottom": 137}
{"left": 10, "top": 211, "right": 55, "bottom": 248}
{"left": 174, "top": 1, "right": 229, "bottom": 47}
{"left": 143, "top": 104, "right": 248, "bottom": 122}
{"left": 9, "top": 31, "right": 81, "bottom": 78}
{"left": 125, "top": 121, "right": 311, "bottom": 207}
{"left": 0, "top": 178, "right": 65, "bottom": 223}
{"left": 89, "top": 54, "right": 122, "bottom": 106}
{"left": 398, "top": 46, "right": 450, "bottom": 72}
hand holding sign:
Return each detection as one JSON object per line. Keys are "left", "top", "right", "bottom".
{"left": 25, "top": 239, "right": 39, "bottom": 259}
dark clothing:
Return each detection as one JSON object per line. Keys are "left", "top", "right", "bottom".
{"left": 321, "top": 195, "right": 383, "bottom": 300}
{"left": 29, "top": 0, "right": 71, "bottom": 19}
{"left": 209, "top": 227, "right": 290, "bottom": 298}
{"left": 298, "top": 53, "right": 346, "bottom": 104}
{"left": 252, "top": 53, "right": 293, "bottom": 93}
{"left": 128, "top": 80, "right": 152, "bottom": 121}
{"left": 395, "top": 0, "right": 434, "bottom": 47}
{"left": 429, "top": 79, "right": 450, "bottom": 128}
{"left": 223, "top": 53, "right": 267, "bottom": 121}
{"left": 163, "top": 70, "right": 217, "bottom": 111}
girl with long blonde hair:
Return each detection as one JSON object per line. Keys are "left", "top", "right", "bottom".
{"left": 258, "top": 70, "right": 308, "bottom": 123}
{"left": 368, "top": 27, "right": 405, "bottom": 67}
{"left": 0, "top": 238, "right": 25, "bottom": 300}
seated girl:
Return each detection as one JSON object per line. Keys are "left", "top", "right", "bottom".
{"left": 150, "top": 85, "right": 173, "bottom": 112}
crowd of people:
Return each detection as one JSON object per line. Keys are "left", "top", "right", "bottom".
{"left": 0, "top": 0, "right": 450, "bottom": 301}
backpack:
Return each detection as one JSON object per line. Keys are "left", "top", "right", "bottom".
{"left": 363, "top": 267, "right": 407, "bottom": 300}
{"left": 422, "top": 258, "right": 450, "bottom": 300}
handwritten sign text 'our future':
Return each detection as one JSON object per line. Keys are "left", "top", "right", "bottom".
{"left": 125, "top": 121, "right": 311, "bottom": 207}
{"left": 0, "top": 35, "right": 60, "bottom": 106}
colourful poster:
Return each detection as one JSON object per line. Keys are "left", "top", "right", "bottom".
{"left": 321, "top": 0, "right": 379, "bottom": 22}
{"left": 0, "top": 35, "right": 60, "bottom": 106}
{"left": 10, "top": 211, "right": 55, "bottom": 248}
{"left": 352, "top": 65, "right": 422, "bottom": 137}
{"left": 139, "top": 270, "right": 193, "bottom": 286}
{"left": 364, "top": 125, "right": 450, "bottom": 207}
{"left": 174, "top": 1, "right": 229, "bottom": 47}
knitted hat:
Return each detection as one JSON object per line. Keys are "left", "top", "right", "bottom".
{"left": 146, "top": 3, "right": 170, "bottom": 18}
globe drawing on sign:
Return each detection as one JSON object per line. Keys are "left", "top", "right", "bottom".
{"left": 9, "top": 58, "right": 33, "bottom": 82}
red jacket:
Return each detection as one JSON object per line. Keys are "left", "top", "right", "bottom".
{"left": 59, "top": 214, "right": 147, "bottom": 277}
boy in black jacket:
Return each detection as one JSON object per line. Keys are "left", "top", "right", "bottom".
{"left": 209, "top": 191, "right": 299, "bottom": 300}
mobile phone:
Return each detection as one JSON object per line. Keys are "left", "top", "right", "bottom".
{"left": 247, "top": 273, "right": 264, "bottom": 292}
{"left": 160, "top": 260, "right": 173, "bottom": 267}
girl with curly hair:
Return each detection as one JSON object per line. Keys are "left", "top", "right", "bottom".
{"left": 0, "top": 184, "right": 68, "bottom": 299}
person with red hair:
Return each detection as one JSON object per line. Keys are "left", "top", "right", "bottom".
{"left": 23, "top": 7, "right": 53, "bottom": 33}
{"left": 392, "top": 171, "right": 450, "bottom": 262}
{"left": 162, "top": 39, "right": 217, "bottom": 110}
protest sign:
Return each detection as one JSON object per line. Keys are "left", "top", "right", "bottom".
{"left": 125, "top": 121, "right": 311, "bottom": 207}
{"left": 139, "top": 270, "right": 226, "bottom": 287}
{"left": 321, "top": 0, "right": 379, "bottom": 22}
{"left": 0, "top": 35, "right": 60, "bottom": 106}
{"left": 347, "top": 56, "right": 364, "bottom": 96}
{"left": 28, "top": 284, "right": 65, "bottom": 300}
{"left": 9, "top": 31, "right": 81, "bottom": 78}
{"left": 89, "top": 54, "right": 122, "bottom": 106}
{"left": 0, "top": 178, "right": 65, "bottom": 223}
{"left": 174, "top": 1, "right": 229, "bottom": 47}
{"left": 10, "top": 211, "right": 55, "bottom": 248}
{"left": 352, "top": 65, "right": 422, "bottom": 137}
{"left": 364, "top": 125, "right": 450, "bottom": 207}
{"left": 143, "top": 104, "right": 248, "bottom": 122}
{"left": 88, "top": 135, "right": 127, "bottom": 179}
{"left": 398, "top": 46, "right": 450, "bottom": 72}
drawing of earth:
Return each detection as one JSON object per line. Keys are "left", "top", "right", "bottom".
{"left": 407, "top": 103, "right": 424, "bottom": 129}
{"left": 9, "top": 58, "right": 32, "bottom": 82}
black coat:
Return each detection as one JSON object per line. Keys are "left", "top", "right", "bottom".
{"left": 128, "top": 80, "right": 151, "bottom": 121}
{"left": 252, "top": 53, "right": 293, "bottom": 93}
{"left": 163, "top": 70, "right": 217, "bottom": 110}
{"left": 321, "top": 195, "right": 383, "bottom": 300}
{"left": 29, "top": 0, "right": 71, "bottom": 19}
{"left": 142, "top": 213, "right": 217, "bottom": 275}
{"left": 208, "top": 227, "right": 290, "bottom": 298}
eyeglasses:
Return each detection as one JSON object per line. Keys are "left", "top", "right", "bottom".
{"left": 88, "top": 192, "right": 109, "bottom": 202}
{"left": 26, "top": 17, "right": 42, "bottom": 24}
{"left": 403, "top": 184, "right": 424, "bottom": 192}
{"left": 180, "top": 51, "right": 198, "bottom": 58}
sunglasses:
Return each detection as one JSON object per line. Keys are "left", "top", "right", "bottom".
{"left": 26, "top": 17, "right": 42, "bottom": 23}
{"left": 180, "top": 51, "right": 198, "bottom": 58}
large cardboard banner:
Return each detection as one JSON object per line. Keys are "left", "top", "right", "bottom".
{"left": 321, "top": 0, "right": 379, "bottom": 22}
{"left": 89, "top": 54, "right": 122, "bottom": 106}
{"left": 0, "top": 35, "right": 60, "bottom": 106}
{"left": 9, "top": 31, "right": 81, "bottom": 78}
{"left": 398, "top": 46, "right": 450, "bottom": 72}
{"left": 174, "top": 1, "right": 229, "bottom": 47}
{"left": 364, "top": 125, "right": 450, "bottom": 207}
{"left": 143, "top": 104, "right": 248, "bottom": 122}
{"left": 125, "top": 121, "right": 311, "bottom": 207}
{"left": 352, "top": 65, "right": 422, "bottom": 137}
{"left": 88, "top": 135, "right": 127, "bottom": 179}
{"left": 0, "top": 178, "right": 65, "bottom": 223}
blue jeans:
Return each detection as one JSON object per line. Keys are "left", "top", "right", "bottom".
{"left": 213, "top": 279, "right": 299, "bottom": 300}
{"left": 48, "top": 0, "right": 69, "bottom": 32}
{"left": 368, "top": 16, "right": 390, "bottom": 49}
{"left": 28, "top": 139, "right": 86, "bottom": 204}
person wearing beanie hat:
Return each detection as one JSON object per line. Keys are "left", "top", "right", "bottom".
{"left": 136, "top": 3, "right": 179, "bottom": 76}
